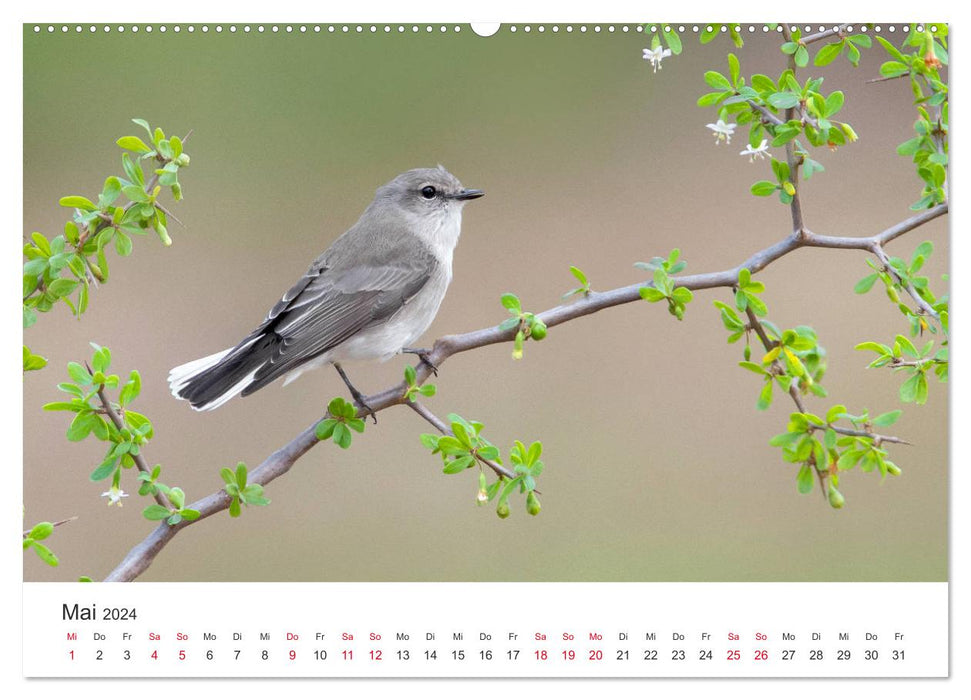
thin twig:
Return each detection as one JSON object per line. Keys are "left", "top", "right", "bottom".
{"left": 871, "top": 242, "right": 941, "bottom": 322}
{"left": 406, "top": 401, "right": 517, "bottom": 480}
{"left": 802, "top": 25, "right": 846, "bottom": 45}
{"left": 94, "top": 381, "right": 172, "bottom": 510}
{"left": 23, "top": 516, "right": 78, "bottom": 538}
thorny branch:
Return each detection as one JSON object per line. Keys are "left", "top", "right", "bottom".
{"left": 103, "top": 202, "right": 946, "bottom": 582}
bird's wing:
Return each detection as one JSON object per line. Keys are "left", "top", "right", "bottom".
{"left": 236, "top": 244, "right": 437, "bottom": 394}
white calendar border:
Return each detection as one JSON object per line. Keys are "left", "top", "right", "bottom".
{"left": 7, "top": 0, "right": 966, "bottom": 696}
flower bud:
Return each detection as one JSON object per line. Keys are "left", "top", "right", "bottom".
{"left": 476, "top": 473, "right": 489, "bottom": 505}
{"left": 156, "top": 223, "right": 172, "bottom": 247}
{"left": 530, "top": 320, "right": 547, "bottom": 340}
{"left": 175, "top": 153, "right": 191, "bottom": 167}
{"left": 828, "top": 483, "right": 845, "bottom": 509}
{"left": 526, "top": 491, "right": 541, "bottom": 516}
{"left": 496, "top": 501, "right": 510, "bottom": 519}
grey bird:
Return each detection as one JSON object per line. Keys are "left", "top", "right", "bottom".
{"left": 168, "top": 166, "right": 483, "bottom": 412}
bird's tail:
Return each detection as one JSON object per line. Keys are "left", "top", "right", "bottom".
{"left": 168, "top": 339, "right": 266, "bottom": 411}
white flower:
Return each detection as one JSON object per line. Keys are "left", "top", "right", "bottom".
{"left": 706, "top": 119, "right": 737, "bottom": 144}
{"left": 739, "top": 139, "right": 770, "bottom": 162}
{"left": 642, "top": 46, "right": 672, "bottom": 73}
{"left": 101, "top": 486, "right": 129, "bottom": 507}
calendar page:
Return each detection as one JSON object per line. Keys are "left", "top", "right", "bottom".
{"left": 19, "top": 8, "right": 954, "bottom": 688}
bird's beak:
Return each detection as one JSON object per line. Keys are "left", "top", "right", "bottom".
{"left": 451, "top": 189, "right": 485, "bottom": 201}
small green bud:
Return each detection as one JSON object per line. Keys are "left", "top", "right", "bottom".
{"left": 828, "top": 483, "right": 845, "bottom": 509}
{"left": 476, "top": 472, "right": 489, "bottom": 505}
{"left": 156, "top": 223, "right": 172, "bottom": 247}
{"left": 496, "top": 501, "right": 510, "bottom": 519}
{"left": 529, "top": 320, "right": 547, "bottom": 340}
{"left": 171, "top": 183, "right": 183, "bottom": 201}
{"left": 886, "top": 286, "right": 900, "bottom": 303}
{"left": 886, "top": 463, "right": 902, "bottom": 476}
{"left": 512, "top": 330, "right": 524, "bottom": 360}
{"left": 175, "top": 153, "right": 190, "bottom": 167}
{"left": 526, "top": 491, "right": 541, "bottom": 516}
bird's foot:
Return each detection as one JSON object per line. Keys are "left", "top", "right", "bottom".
{"left": 350, "top": 391, "right": 378, "bottom": 425}
{"left": 333, "top": 362, "right": 378, "bottom": 424}
{"left": 401, "top": 347, "right": 438, "bottom": 376}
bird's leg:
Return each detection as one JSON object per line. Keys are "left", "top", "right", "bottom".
{"left": 401, "top": 347, "right": 438, "bottom": 376}
{"left": 333, "top": 363, "right": 377, "bottom": 424}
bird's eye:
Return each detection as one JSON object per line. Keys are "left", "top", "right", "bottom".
{"left": 420, "top": 185, "right": 437, "bottom": 199}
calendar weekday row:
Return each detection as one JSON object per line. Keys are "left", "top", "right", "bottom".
{"left": 25, "top": 582, "right": 947, "bottom": 677}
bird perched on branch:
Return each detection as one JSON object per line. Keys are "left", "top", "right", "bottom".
{"left": 169, "top": 166, "right": 484, "bottom": 414}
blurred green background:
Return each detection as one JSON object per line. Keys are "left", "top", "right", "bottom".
{"left": 23, "top": 24, "right": 947, "bottom": 582}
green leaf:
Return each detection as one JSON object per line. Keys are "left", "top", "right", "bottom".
{"left": 122, "top": 185, "right": 150, "bottom": 203}
{"left": 794, "top": 45, "right": 809, "bottom": 68}
{"left": 756, "top": 381, "right": 773, "bottom": 410}
{"left": 814, "top": 42, "right": 843, "bottom": 66}
{"left": 116, "top": 136, "right": 152, "bottom": 153}
{"left": 420, "top": 433, "right": 441, "bottom": 451}
{"left": 767, "top": 92, "right": 801, "bottom": 109}
{"left": 837, "top": 450, "right": 862, "bottom": 471}
{"left": 315, "top": 418, "right": 337, "bottom": 440}
{"left": 115, "top": 231, "right": 133, "bottom": 257}
{"left": 872, "top": 410, "right": 902, "bottom": 427}
{"left": 31, "top": 542, "right": 59, "bottom": 567}
{"left": 796, "top": 463, "right": 815, "bottom": 494}
{"left": 855, "top": 341, "right": 891, "bottom": 355}
{"left": 824, "top": 428, "right": 837, "bottom": 451}
{"left": 825, "top": 404, "right": 846, "bottom": 423}
{"left": 824, "top": 91, "right": 844, "bottom": 117}
{"left": 443, "top": 455, "right": 475, "bottom": 474}
{"left": 854, "top": 274, "right": 878, "bottom": 294}
{"left": 29, "top": 522, "right": 54, "bottom": 540}
{"left": 143, "top": 504, "right": 172, "bottom": 521}
{"left": 119, "top": 370, "right": 142, "bottom": 407}
{"left": 728, "top": 53, "right": 740, "bottom": 86}
{"left": 751, "top": 74, "right": 776, "bottom": 93}
{"left": 750, "top": 180, "right": 778, "bottom": 197}
{"left": 59, "top": 196, "right": 96, "bottom": 211}
{"left": 131, "top": 118, "right": 153, "bottom": 138}
{"left": 235, "top": 462, "right": 248, "bottom": 490}
{"left": 500, "top": 293, "right": 521, "bottom": 312}
{"left": 704, "top": 71, "right": 731, "bottom": 90}
{"left": 121, "top": 153, "right": 145, "bottom": 186}
{"left": 670, "top": 287, "right": 692, "bottom": 304}
{"left": 662, "top": 25, "right": 682, "bottom": 55}
{"left": 168, "top": 487, "right": 185, "bottom": 509}
{"left": 697, "top": 91, "right": 730, "bottom": 108}
{"left": 880, "top": 60, "right": 910, "bottom": 78}
{"left": 899, "top": 373, "right": 920, "bottom": 403}
{"left": 915, "top": 372, "right": 929, "bottom": 405}
{"left": 66, "top": 412, "right": 97, "bottom": 441}
{"left": 639, "top": 287, "right": 665, "bottom": 302}
{"left": 334, "top": 422, "right": 352, "bottom": 449}
{"left": 769, "top": 431, "right": 800, "bottom": 447}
